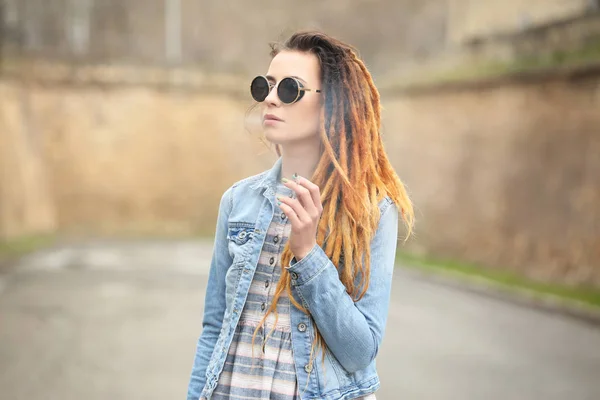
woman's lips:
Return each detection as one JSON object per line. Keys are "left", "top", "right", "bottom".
{"left": 264, "top": 114, "right": 283, "bottom": 122}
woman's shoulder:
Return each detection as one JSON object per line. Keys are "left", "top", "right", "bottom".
{"left": 217, "top": 169, "right": 271, "bottom": 210}
{"left": 378, "top": 195, "right": 394, "bottom": 215}
{"left": 230, "top": 169, "right": 269, "bottom": 190}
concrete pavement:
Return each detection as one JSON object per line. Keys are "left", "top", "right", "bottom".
{"left": 0, "top": 239, "right": 599, "bottom": 400}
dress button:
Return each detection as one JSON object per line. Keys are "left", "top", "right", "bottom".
{"left": 261, "top": 303, "right": 266, "bottom": 311}
{"left": 273, "top": 235, "right": 279, "bottom": 244}
{"left": 265, "top": 280, "right": 270, "bottom": 288}
{"left": 290, "top": 272, "right": 298, "bottom": 280}
{"left": 269, "top": 256, "right": 275, "bottom": 265}
{"left": 304, "top": 364, "right": 312, "bottom": 373}
{"left": 297, "top": 323, "right": 307, "bottom": 332}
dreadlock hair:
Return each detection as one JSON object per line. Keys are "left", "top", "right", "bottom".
{"left": 250, "top": 30, "right": 414, "bottom": 392}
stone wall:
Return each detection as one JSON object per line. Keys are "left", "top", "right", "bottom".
{"left": 1, "top": 65, "right": 599, "bottom": 287}
{"left": 382, "top": 70, "right": 600, "bottom": 286}
{"left": 0, "top": 75, "right": 272, "bottom": 238}
{"left": 447, "top": 0, "right": 592, "bottom": 44}
{"left": 1, "top": 0, "right": 447, "bottom": 76}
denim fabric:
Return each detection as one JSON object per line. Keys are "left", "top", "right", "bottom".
{"left": 187, "top": 156, "right": 399, "bottom": 400}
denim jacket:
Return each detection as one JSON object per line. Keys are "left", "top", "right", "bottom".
{"left": 187, "top": 157, "right": 399, "bottom": 400}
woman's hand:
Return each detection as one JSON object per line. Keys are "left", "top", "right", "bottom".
{"left": 277, "top": 174, "right": 323, "bottom": 261}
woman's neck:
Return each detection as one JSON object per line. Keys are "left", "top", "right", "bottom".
{"left": 279, "top": 140, "right": 321, "bottom": 182}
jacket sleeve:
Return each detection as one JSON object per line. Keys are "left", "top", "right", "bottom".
{"left": 186, "top": 187, "right": 233, "bottom": 400}
{"left": 286, "top": 199, "right": 399, "bottom": 373}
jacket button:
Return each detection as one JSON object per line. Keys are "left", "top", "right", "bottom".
{"left": 297, "top": 323, "right": 306, "bottom": 332}
{"left": 290, "top": 272, "right": 298, "bottom": 280}
{"left": 273, "top": 235, "right": 279, "bottom": 244}
{"left": 265, "top": 280, "right": 270, "bottom": 288}
{"left": 281, "top": 212, "right": 286, "bottom": 219}
{"left": 261, "top": 303, "right": 266, "bottom": 311}
{"left": 304, "top": 364, "right": 312, "bottom": 373}
{"left": 269, "top": 257, "right": 275, "bottom": 265}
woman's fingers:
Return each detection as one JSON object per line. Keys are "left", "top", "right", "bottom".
{"left": 283, "top": 176, "right": 321, "bottom": 220}
{"left": 295, "top": 175, "right": 323, "bottom": 215}
{"left": 278, "top": 175, "right": 322, "bottom": 260}
{"left": 278, "top": 195, "right": 310, "bottom": 224}
{"left": 287, "top": 178, "right": 315, "bottom": 214}
{"left": 278, "top": 201, "right": 302, "bottom": 227}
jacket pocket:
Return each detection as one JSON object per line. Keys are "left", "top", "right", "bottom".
{"left": 325, "top": 347, "right": 354, "bottom": 388}
{"left": 226, "top": 222, "right": 255, "bottom": 266}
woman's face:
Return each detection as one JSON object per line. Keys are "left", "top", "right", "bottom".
{"left": 261, "top": 50, "right": 323, "bottom": 146}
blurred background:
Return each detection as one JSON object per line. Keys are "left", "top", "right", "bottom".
{"left": 1, "top": 1, "right": 599, "bottom": 399}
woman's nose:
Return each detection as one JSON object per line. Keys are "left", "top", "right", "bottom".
{"left": 265, "top": 84, "right": 280, "bottom": 106}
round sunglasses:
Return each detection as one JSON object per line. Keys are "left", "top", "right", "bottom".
{"left": 250, "top": 75, "right": 321, "bottom": 104}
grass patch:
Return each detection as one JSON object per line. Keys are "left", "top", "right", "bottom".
{"left": 396, "top": 251, "right": 600, "bottom": 309}
{"left": 0, "top": 234, "right": 56, "bottom": 266}
{"left": 388, "top": 38, "right": 600, "bottom": 89}
{"left": 443, "top": 41, "right": 600, "bottom": 81}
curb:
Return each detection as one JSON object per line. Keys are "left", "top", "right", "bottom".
{"left": 397, "top": 264, "right": 600, "bottom": 327}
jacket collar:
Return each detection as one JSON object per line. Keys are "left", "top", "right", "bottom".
{"left": 249, "top": 156, "right": 282, "bottom": 193}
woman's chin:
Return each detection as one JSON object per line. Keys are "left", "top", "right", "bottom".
{"left": 264, "top": 129, "right": 288, "bottom": 144}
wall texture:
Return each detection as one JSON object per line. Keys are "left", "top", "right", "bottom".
{"left": 447, "top": 0, "right": 592, "bottom": 44}
{"left": 1, "top": 0, "right": 448, "bottom": 76}
{"left": 382, "top": 71, "right": 600, "bottom": 286}
{"left": 2, "top": 68, "right": 599, "bottom": 286}
{"left": 0, "top": 82, "right": 57, "bottom": 238}
{"left": 0, "top": 77, "right": 272, "bottom": 238}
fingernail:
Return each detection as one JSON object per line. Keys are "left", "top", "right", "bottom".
{"left": 281, "top": 177, "right": 289, "bottom": 183}
{"left": 292, "top": 173, "right": 298, "bottom": 181}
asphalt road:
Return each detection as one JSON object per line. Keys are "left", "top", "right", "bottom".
{"left": 1, "top": 239, "right": 599, "bottom": 400}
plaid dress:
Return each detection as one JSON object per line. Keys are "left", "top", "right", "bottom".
{"left": 211, "top": 182, "right": 377, "bottom": 400}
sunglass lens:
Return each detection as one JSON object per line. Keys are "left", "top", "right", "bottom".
{"left": 278, "top": 77, "right": 299, "bottom": 104}
{"left": 250, "top": 76, "right": 269, "bottom": 102}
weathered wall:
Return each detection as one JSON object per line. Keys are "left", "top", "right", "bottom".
{"left": 1, "top": 0, "right": 448, "bottom": 76}
{"left": 2, "top": 69, "right": 599, "bottom": 286}
{"left": 448, "top": 0, "right": 592, "bottom": 44}
{"left": 0, "top": 82, "right": 57, "bottom": 238}
{"left": 0, "top": 77, "right": 272, "bottom": 238}
{"left": 382, "top": 71, "right": 600, "bottom": 286}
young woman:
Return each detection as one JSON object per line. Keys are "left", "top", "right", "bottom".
{"left": 187, "top": 31, "right": 414, "bottom": 400}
